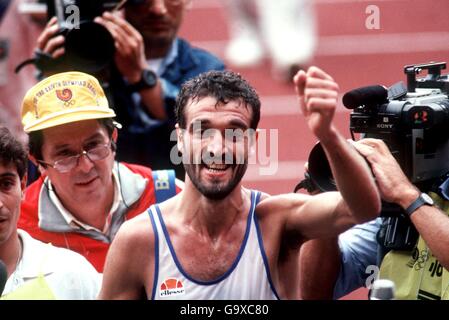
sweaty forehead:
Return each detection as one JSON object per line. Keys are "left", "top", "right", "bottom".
{"left": 185, "top": 96, "right": 252, "bottom": 127}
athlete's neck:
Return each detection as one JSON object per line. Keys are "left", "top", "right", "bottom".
{"left": 180, "top": 182, "right": 251, "bottom": 242}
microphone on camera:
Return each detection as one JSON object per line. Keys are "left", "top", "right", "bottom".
{"left": 0, "top": 259, "right": 7, "bottom": 296}
{"left": 343, "top": 85, "right": 389, "bottom": 109}
{"left": 369, "top": 279, "right": 396, "bottom": 300}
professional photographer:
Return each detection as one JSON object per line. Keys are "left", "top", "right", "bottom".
{"left": 34, "top": 0, "right": 225, "bottom": 178}
{"left": 300, "top": 63, "right": 449, "bottom": 300}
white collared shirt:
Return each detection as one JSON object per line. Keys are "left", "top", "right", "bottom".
{"left": 2, "top": 230, "right": 101, "bottom": 299}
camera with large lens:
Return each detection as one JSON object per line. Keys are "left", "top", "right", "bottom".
{"left": 348, "top": 61, "right": 449, "bottom": 185}
{"left": 16, "top": 0, "right": 126, "bottom": 74}
{"left": 47, "top": 0, "right": 119, "bottom": 73}
{"left": 297, "top": 61, "right": 449, "bottom": 251}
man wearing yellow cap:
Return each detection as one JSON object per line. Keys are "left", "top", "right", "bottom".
{"left": 34, "top": 0, "right": 225, "bottom": 180}
{"left": 18, "top": 71, "right": 181, "bottom": 273}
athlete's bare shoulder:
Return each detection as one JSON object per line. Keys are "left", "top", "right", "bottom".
{"left": 99, "top": 208, "right": 159, "bottom": 299}
{"left": 154, "top": 193, "right": 182, "bottom": 218}
{"left": 118, "top": 210, "right": 155, "bottom": 249}
{"left": 255, "top": 191, "right": 311, "bottom": 219}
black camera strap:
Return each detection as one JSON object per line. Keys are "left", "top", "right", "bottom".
{"left": 293, "top": 172, "right": 319, "bottom": 194}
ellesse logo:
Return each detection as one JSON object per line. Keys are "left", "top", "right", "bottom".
{"left": 159, "top": 278, "right": 185, "bottom": 297}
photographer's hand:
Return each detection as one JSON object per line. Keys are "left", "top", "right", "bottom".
{"left": 94, "top": 11, "right": 166, "bottom": 119}
{"left": 293, "top": 66, "right": 339, "bottom": 142}
{"left": 36, "top": 16, "right": 65, "bottom": 58}
{"left": 94, "top": 11, "right": 147, "bottom": 83}
{"left": 353, "top": 138, "right": 419, "bottom": 207}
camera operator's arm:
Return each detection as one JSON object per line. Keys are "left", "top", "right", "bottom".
{"left": 36, "top": 17, "right": 65, "bottom": 60}
{"left": 94, "top": 12, "right": 166, "bottom": 120}
{"left": 294, "top": 67, "right": 381, "bottom": 223}
{"left": 355, "top": 138, "right": 449, "bottom": 269}
{"left": 300, "top": 219, "right": 381, "bottom": 299}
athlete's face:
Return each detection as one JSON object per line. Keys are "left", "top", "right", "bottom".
{"left": 177, "top": 97, "right": 255, "bottom": 200}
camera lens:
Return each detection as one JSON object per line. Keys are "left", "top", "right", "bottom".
{"left": 308, "top": 142, "right": 337, "bottom": 192}
{"left": 65, "top": 21, "right": 115, "bottom": 73}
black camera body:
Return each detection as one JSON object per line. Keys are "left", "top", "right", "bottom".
{"left": 350, "top": 62, "right": 449, "bottom": 251}
{"left": 15, "top": 0, "right": 122, "bottom": 74}
{"left": 349, "top": 62, "right": 449, "bottom": 185}
{"left": 43, "top": 0, "right": 119, "bottom": 73}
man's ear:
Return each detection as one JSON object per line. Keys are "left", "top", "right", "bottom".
{"left": 21, "top": 173, "right": 28, "bottom": 196}
{"left": 28, "top": 153, "right": 38, "bottom": 167}
{"left": 248, "top": 129, "right": 258, "bottom": 156}
{"left": 29, "top": 153, "right": 46, "bottom": 175}
{"left": 111, "top": 128, "right": 118, "bottom": 152}
{"left": 175, "top": 123, "right": 184, "bottom": 154}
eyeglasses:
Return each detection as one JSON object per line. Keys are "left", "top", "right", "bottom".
{"left": 38, "top": 142, "right": 112, "bottom": 173}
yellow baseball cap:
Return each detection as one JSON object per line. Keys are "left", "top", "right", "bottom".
{"left": 21, "top": 71, "right": 116, "bottom": 133}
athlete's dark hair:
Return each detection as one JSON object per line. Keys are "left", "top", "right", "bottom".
{"left": 175, "top": 70, "right": 261, "bottom": 129}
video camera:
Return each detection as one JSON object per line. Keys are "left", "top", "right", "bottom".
{"left": 16, "top": 0, "right": 146, "bottom": 74}
{"left": 296, "top": 62, "right": 449, "bottom": 251}
{"left": 348, "top": 61, "right": 449, "bottom": 185}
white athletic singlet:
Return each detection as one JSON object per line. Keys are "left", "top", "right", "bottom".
{"left": 148, "top": 190, "right": 279, "bottom": 300}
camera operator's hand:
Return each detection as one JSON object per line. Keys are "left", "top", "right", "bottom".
{"left": 353, "top": 138, "right": 419, "bottom": 207}
{"left": 94, "top": 11, "right": 148, "bottom": 84}
{"left": 355, "top": 138, "right": 449, "bottom": 271}
{"left": 36, "top": 17, "right": 65, "bottom": 58}
{"left": 293, "top": 66, "right": 339, "bottom": 142}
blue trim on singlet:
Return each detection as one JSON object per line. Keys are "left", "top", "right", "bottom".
{"left": 147, "top": 207, "right": 160, "bottom": 300}
{"left": 253, "top": 193, "right": 281, "bottom": 300}
{"left": 154, "top": 190, "right": 256, "bottom": 286}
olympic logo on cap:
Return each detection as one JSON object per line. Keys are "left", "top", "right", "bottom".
{"left": 63, "top": 100, "right": 76, "bottom": 107}
{"left": 56, "top": 89, "right": 73, "bottom": 102}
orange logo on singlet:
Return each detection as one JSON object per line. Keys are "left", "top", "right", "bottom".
{"left": 159, "top": 278, "right": 185, "bottom": 297}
